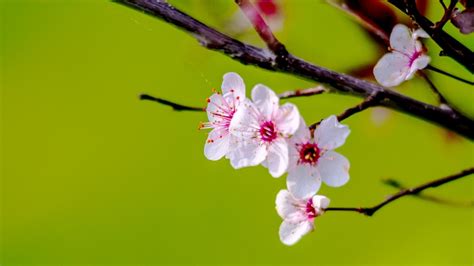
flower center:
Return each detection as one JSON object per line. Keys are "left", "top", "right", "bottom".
{"left": 305, "top": 198, "right": 318, "bottom": 220}
{"left": 298, "top": 143, "right": 320, "bottom": 165}
{"left": 408, "top": 50, "right": 423, "bottom": 67}
{"left": 259, "top": 120, "right": 278, "bottom": 143}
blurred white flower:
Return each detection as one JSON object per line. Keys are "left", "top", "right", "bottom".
{"left": 229, "top": 84, "right": 300, "bottom": 177}
{"left": 276, "top": 189, "right": 330, "bottom": 246}
{"left": 201, "top": 72, "right": 246, "bottom": 161}
{"left": 287, "top": 115, "right": 350, "bottom": 199}
{"left": 373, "top": 24, "right": 430, "bottom": 87}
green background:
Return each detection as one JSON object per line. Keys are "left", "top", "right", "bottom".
{"left": 1, "top": 0, "right": 473, "bottom": 264}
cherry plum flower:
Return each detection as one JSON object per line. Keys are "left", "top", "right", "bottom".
{"left": 373, "top": 24, "right": 430, "bottom": 87}
{"left": 287, "top": 116, "right": 350, "bottom": 199}
{"left": 201, "top": 72, "right": 246, "bottom": 161}
{"left": 276, "top": 189, "right": 330, "bottom": 246}
{"left": 229, "top": 84, "right": 300, "bottom": 177}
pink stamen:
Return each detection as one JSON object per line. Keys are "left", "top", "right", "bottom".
{"left": 408, "top": 50, "right": 423, "bottom": 67}
{"left": 259, "top": 120, "right": 278, "bottom": 143}
{"left": 305, "top": 198, "right": 318, "bottom": 221}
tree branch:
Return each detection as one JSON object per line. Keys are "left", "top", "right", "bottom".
{"left": 113, "top": 0, "right": 474, "bottom": 140}
{"left": 388, "top": 0, "right": 474, "bottom": 73}
{"left": 383, "top": 178, "right": 474, "bottom": 207}
{"left": 325, "top": 167, "right": 474, "bottom": 216}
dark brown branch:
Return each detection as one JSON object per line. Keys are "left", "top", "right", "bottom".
{"left": 426, "top": 65, "right": 474, "bottom": 85}
{"left": 139, "top": 86, "right": 328, "bottom": 112}
{"left": 383, "top": 178, "right": 474, "bottom": 207}
{"left": 234, "top": 0, "right": 288, "bottom": 56}
{"left": 389, "top": 0, "right": 474, "bottom": 73}
{"left": 140, "top": 94, "right": 204, "bottom": 111}
{"left": 325, "top": 167, "right": 474, "bottom": 216}
{"left": 113, "top": 0, "right": 474, "bottom": 140}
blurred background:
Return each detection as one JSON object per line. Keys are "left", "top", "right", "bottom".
{"left": 1, "top": 0, "right": 473, "bottom": 264}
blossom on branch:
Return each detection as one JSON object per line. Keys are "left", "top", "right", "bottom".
{"left": 373, "top": 24, "right": 430, "bottom": 87}
{"left": 201, "top": 72, "right": 246, "bottom": 161}
{"left": 276, "top": 189, "right": 330, "bottom": 246}
{"left": 229, "top": 84, "right": 300, "bottom": 177}
{"left": 287, "top": 116, "right": 350, "bottom": 199}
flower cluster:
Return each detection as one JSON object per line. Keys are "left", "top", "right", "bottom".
{"left": 201, "top": 72, "right": 351, "bottom": 245}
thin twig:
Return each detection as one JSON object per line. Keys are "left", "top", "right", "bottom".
{"left": 139, "top": 86, "right": 329, "bottom": 112}
{"left": 325, "top": 167, "right": 474, "bottom": 216}
{"left": 418, "top": 71, "right": 450, "bottom": 105}
{"left": 113, "top": 0, "right": 474, "bottom": 139}
{"left": 434, "top": 0, "right": 459, "bottom": 30}
{"left": 388, "top": 0, "right": 474, "bottom": 73}
{"left": 140, "top": 94, "right": 204, "bottom": 111}
{"left": 383, "top": 178, "right": 474, "bottom": 207}
{"left": 278, "top": 86, "right": 329, "bottom": 99}
{"left": 309, "top": 92, "right": 382, "bottom": 129}
{"left": 426, "top": 65, "right": 474, "bottom": 85}
{"left": 234, "top": 0, "right": 288, "bottom": 56}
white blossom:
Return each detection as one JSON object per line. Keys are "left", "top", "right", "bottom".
{"left": 276, "top": 189, "right": 330, "bottom": 246}
{"left": 201, "top": 72, "right": 246, "bottom": 161}
{"left": 287, "top": 116, "right": 350, "bottom": 199}
{"left": 373, "top": 24, "right": 430, "bottom": 87}
{"left": 229, "top": 84, "right": 300, "bottom": 177}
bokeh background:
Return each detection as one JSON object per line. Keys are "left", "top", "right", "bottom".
{"left": 2, "top": 0, "right": 473, "bottom": 264}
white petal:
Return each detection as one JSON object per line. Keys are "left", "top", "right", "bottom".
{"left": 413, "top": 28, "right": 429, "bottom": 39}
{"left": 221, "top": 72, "right": 245, "bottom": 102}
{"left": 229, "top": 99, "right": 261, "bottom": 140}
{"left": 406, "top": 54, "right": 430, "bottom": 80}
{"left": 390, "top": 24, "right": 416, "bottom": 54}
{"left": 204, "top": 129, "right": 231, "bottom": 161}
{"left": 279, "top": 220, "right": 313, "bottom": 246}
{"left": 315, "top": 115, "right": 350, "bottom": 151}
{"left": 291, "top": 117, "right": 310, "bottom": 143}
{"left": 275, "top": 189, "right": 301, "bottom": 219}
{"left": 229, "top": 141, "right": 267, "bottom": 169}
{"left": 312, "top": 195, "right": 330, "bottom": 210}
{"left": 206, "top": 93, "right": 231, "bottom": 123}
{"left": 373, "top": 52, "right": 410, "bottom": 87}
{"left": 266, "top": 138, "right": 289, "bottom": 178}
{"left": 287, "top": 164, "right": 322, "bottom": 200}
{"left": 318, "top": 151, "right": 350, "bottom": 187}
{"left": 251, "top": 84, "right": 279, "bottom": 120}
{"left": 274, "top": 103, "right": 300, "bottom": 136}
